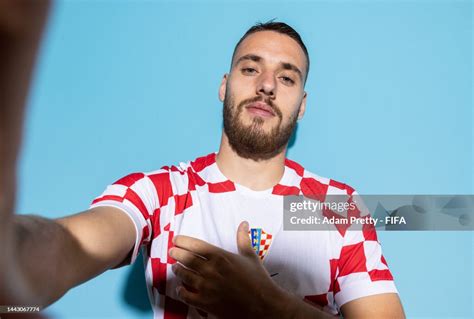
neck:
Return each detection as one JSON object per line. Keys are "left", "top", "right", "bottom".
{"left": 215, "top": 133, "right": 287, "bottom": 191}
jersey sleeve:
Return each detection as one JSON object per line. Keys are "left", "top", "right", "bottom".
{"left": 90, "top": 172, "right": 157, "bottom": 265}
{"left": 334, "top": 191, "right": 398, "bottom": 308}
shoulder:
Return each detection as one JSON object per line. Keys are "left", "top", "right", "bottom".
{"left": 109, "top": 153, "right": 217, "bottom": 196}
{"left": 284, "top": 158, "right": 357, "bottom": 197}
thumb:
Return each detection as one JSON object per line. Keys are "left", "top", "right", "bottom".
{"left": 236, "top": 221, "right": 255, "bottom": 257}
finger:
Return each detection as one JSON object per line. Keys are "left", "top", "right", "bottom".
{"left": 176, "top": 285, "right": 205, "bottom": 309}
{"left": 173, "top": 235, "right": 222, "bottom": 259}
{"left": 169, "top": 247, "right": 206, "bottom": 273}
{"left": 172, "top": 263, "right": 203, "bottom": 291}
{"left": 236, "top": 221, "right": 256, "bottom": 258}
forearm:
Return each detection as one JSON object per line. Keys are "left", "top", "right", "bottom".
{"left": 12, "top": 215, "right": 86, "bottom": 307}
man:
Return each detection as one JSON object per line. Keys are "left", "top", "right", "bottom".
{"left": 0, "top": 2, "right": 405, "bottom": 317}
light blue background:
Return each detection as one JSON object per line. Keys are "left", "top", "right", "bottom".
{"left": 18, "top": 0, "right": 472, "bottom": 318}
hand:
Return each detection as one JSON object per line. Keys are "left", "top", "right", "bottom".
{"left": 0, "top": 0, "right": 51, "bottom": 38}
{"left": 169, "top": 221, "right": 288, "bottom": 319}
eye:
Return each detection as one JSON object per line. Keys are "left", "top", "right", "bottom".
{"left": 241, "top": 67, "right": 257, "bottom": 75}
{"left": 280, "top": 76, "right": 295, "bottom": 85}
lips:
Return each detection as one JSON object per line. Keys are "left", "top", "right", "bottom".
{"left": 245, "top": 102, "right": 276, "bottom": 118}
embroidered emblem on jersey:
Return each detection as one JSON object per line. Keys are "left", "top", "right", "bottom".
{"left": 249, "top": 228, "right": 273, "bottom": 260}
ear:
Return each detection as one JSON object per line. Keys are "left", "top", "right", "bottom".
{"left": 218, "top": 74, "right": 228, "bottom": 102}
{"left": 297, "top": 91, "right": 307, "bottom": 120}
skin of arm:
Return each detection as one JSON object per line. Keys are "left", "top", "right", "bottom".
{"left": 11, "top": 207, "right": 136, "bottom": 307}
{"left": 0, "top": 2, "right": 137, "bottom": 308}
{"left": 170, "top": 221, "right": 406, "bottom": 319}
{"left": 0, "top": 0, "right": 53, "bottom": 307}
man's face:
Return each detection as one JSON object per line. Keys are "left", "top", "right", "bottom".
{"left": 219, "top": 30, "right": 308, "bottom": 161}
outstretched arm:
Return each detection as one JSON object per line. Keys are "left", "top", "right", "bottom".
{"left": 0, "top": 0, "right": 52, "bottom": 306}
{"left": 0, "top": 1, "right": 137, "bottom": 309}
{"left": 9, "top": 207, "right": 136, "bottom": 307}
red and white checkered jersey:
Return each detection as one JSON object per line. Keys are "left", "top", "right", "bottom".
{"left": 90, "top": 153, "right": 398, "bottom": 318}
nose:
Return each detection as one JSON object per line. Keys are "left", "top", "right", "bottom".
{"left": 256, "top": 70, "right": 276, "bottom": 98}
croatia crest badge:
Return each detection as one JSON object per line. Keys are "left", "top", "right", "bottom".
{"left": 249, "top": 228, "right": 273, "bottom": 260}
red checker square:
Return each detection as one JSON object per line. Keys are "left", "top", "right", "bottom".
{"left": 338, "top": 242, "right": 368, "bottom": 277}
{"left": 381, "top": 255, "right": 389, "bottom": 267}
{"left": 113, "top": 173, "right": 145, "bottom": 187}
{"left": 272, "top": 184, "right": 300, "bottom": 195}
{"left": 322, "top": 207, "right": 350, "bottom": 237}
{"left": 285, "top": 158, "right": 305, "bottom": 176}
{"left": 152, "top": 208, "right": 161, "bottom": 239}
{"left": 304, "top": 293, "right": 329, "bottom": 307}
{"left": 347, "top": 198, "right": 361, "bottom": 219}
{"left": 362, "top": 222, "right": 378, "bottom": 241}
{"left": 141, "top": 225, "right": 149, "bottom": 244}
{"left": 328, "top": 179, "right": 347, "bottom": 191}
{"left": 91, "top": 194, "right": 124, "bottom": 205}
{"left": 329, "top": 258, "right": 339, "bottom": 292}
{"left": 368, "top": 269, "right": 394, "bottom": 281}
{"left": 300, "top": 177, "right": 328, "bottom": 202}
{"left": 190, "top": 153, "right": 215, "bottom": 172}
{"left": 208, "top": 180, "right": 235, "bottom": 193}
{"left": 148, "top": 172, "right": 174, "bottom": 207}
{"left": 167, "top": 230, "right": 176, "bottom": 265}
{"left": 151, "top": 257, "right": 168, "bottom": 295}
{"left": 125, "top": 188, "right": 150, "bottom": 219}
{"left": 169, "top": 165, "right": 185, "bottom": 174}
{"left": 186, "top": 168, "right": 206, "bottom": 190}
{"left": 174, "top": 193, "right": 193, "bottom": 215}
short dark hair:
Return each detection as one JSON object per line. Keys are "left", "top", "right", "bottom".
{"left": 231, "top": 21, "right": 310, "bottom": 83}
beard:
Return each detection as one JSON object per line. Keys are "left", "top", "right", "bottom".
{"left": 223, "top": 91, "right": 299, "bottom": 161}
